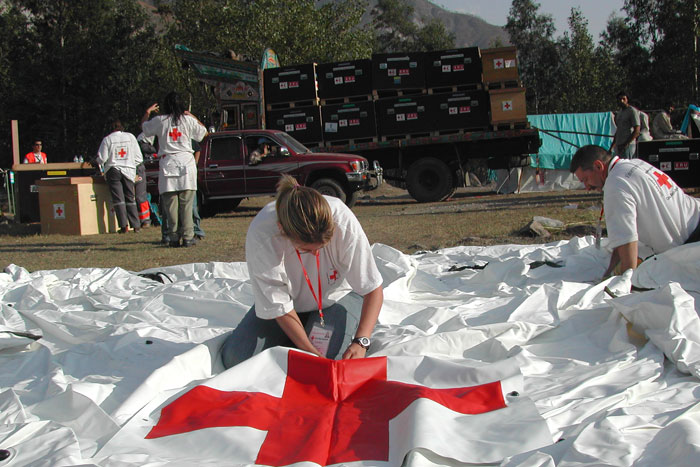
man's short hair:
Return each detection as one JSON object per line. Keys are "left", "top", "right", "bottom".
{"left": 616, "top": 91, "right": 628, "bottom": 100}
{"left": 569, "top": 145, "right": 611, "bottom": 173}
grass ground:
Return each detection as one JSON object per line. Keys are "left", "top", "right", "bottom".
{"left": 0, "top": 183, "right": 605, "bottom": 273}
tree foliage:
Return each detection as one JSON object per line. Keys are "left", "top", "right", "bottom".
{"left": 371, "top": 0, "right": 455, "bottom": 52}
{"left": 505, "top": 0, "right": 561, "bottom": 114}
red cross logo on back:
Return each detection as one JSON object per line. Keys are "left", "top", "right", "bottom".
{"left": 169, "top": 128, "right": 182, "bottom": 142}
{"left": 117, "top": 148, "right": 127, "bottom": 158}
{"left": 653, "top": 171, "right": 672, "bottom": 189}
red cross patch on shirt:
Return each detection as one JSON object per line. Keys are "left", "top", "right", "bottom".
{"left": 328, "top": 269, "right": 339, "bottom": 285}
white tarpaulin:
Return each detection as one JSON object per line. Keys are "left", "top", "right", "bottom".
{"left": 1, "top": 237, "right": 700, "bottom": 466}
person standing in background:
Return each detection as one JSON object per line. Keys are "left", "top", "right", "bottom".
{"left": 610, "top": 92, "right": 641, "bottom": 159}
{"left": 141, "top": 91, "right": 207, "bottom": 247}
{"left": 23, "top": 140, "right": 47, "bottom": 164}
{"left": 95, "top": 120, "right": 142, "bottom": 233}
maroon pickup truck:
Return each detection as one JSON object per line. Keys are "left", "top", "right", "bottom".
{"left": 145, "top": 129, "right": 382, "bottom": 215}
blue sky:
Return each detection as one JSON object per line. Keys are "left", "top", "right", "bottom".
{"left": 433, "top": 0, "right": 626, "bottom": 39}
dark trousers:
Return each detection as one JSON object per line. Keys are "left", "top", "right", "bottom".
{"left": 220, "top": 292, "right": 363, "bottom": 369}
{"left": 105, "top": 167, "right": 139, "bottom": 229}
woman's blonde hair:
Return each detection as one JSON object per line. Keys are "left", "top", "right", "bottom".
{"left": 276, "top": 174, "right": 335, "bottom": 244}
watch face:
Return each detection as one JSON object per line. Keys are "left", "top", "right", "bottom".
{"left": 356, "top": 337, "right": 370, "bottom": 348}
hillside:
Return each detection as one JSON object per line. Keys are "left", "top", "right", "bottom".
{"left": 139, "top": 0, "right": 510, "bottom": 49}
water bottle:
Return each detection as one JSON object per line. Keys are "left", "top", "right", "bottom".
{"left": 73, "top": 155, "right": 79, "bottom": 163}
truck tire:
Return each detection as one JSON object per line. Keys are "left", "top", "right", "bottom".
{"left": 406, "top": 157, "right": 454, "bottom": 203}
{"left": 311, "top": 178, "right": 347, "bottom": 204}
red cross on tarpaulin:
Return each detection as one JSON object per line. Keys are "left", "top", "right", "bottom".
{"left": 169, "top": 128, "right": 182, "bottom": 142}
{"left": 146, "top": 351, "right": 506, "bottom": 466}
{"left": 653, "top": 170, "right": 672, "bottom": 189}
{"left": 118, "top": 148, "right": 127, "bottom": 158}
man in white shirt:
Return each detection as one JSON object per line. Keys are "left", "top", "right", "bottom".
{"left": 95, "top": 121, "right": 143, "bottom": 233}
{"left": 570, "top": 144, "right": 700, "bottom": 277}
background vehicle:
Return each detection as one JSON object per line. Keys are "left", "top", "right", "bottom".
{"left": 144, "top": 129, "right": 381, "bottom": 216}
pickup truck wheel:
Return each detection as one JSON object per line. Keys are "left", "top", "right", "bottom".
{"left": 311, "top": 178, "right": 347, "bottom": 204}
{"left": 406, "top": 157, "right": 454, "bottom": 203}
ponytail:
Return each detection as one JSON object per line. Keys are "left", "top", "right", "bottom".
{"left": 276, "top": 174, "right": 334, "bottom": 244}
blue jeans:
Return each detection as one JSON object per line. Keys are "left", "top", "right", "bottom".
{"left": 221, "top": 292, "right": 363, "bottom": 369}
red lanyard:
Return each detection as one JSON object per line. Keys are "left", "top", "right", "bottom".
{"left": 599, "top": 157, "right": 620, "bottom": 220}
{"left": 296, "top": 249, "right": 325, "bottom": 326}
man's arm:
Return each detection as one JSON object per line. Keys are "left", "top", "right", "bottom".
{"left": 343, "top": 285, "right": 383, "bottom": 359}
{"left": 604, "top": 241, "right": 638, "bottom": 277}
{"left": 625, "top": 125, "right": 641, "bottom": 146}
{"left": 275, "top": 310, "right": 323, "bottom": 357}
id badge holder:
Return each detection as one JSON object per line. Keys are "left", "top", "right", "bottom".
{"left": 308, "top": 321, "right": 335, "bottom": 358}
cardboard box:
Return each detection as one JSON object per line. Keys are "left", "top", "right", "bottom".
{"left": 38, "top": 176, "right": 117, "bottom": 235}
{"left": 317, "top": 59, "right": 373, "bottom": 99}
{"left": 425, "top": 47, "right": 482, "bottom": 87}
{"left": 263, "top": 63, "right": 318, "bottom": 104}
{"left": 266, "top": 105, "right": 323, "bottom": 144}
{"left": 321, "top": 101, "right": 377, "bottom": 142}
{"left": 481, "top": 46, "right": 519, "bottom": 83}
{"left": 372, "top": 52, "right": 426, "bottom": 91}
{"left": 637, "top": 139, "right": 700, "bottom": 188}
{"left": 489, "top": 87, "right": 527, "bottom": 124}
{"left": 428, "top": 90, "right": 490, "bottom": 131}
{"left": 375, "top": 95, "right": 432, "bottom": 136}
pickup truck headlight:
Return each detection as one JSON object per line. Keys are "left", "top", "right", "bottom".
{"left": 349, "top": 160, "right": 363, "bottom": 172}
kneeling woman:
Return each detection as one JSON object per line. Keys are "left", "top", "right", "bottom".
{"left": 222, "top": 175, "right": 383, "bottom": 368}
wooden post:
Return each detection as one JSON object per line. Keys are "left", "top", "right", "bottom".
{"left": 12, "top": 120, "right": 20, "bottom": 166}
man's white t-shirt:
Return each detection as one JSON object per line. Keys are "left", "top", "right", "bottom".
{"left": 246, "top": 196, "right": 383, "bottom": 320}
{"left": 141, "top": 114, "right": 206, "bottom": 193}
{"left": 95, "top": 131, "right": 143, "bottom": 182}
{"left": 604, "top": 157, "right": 700, "bottom": 254}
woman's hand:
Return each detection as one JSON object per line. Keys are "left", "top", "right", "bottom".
{"left": 147, "top": 103, "right": 159, "bottom": 114}
{"left": 342, "top": 342, "right": 367, "bottom": 359}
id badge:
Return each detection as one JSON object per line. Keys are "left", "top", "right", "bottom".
{"left": 308, "top": 323, "right": 334, "bottom": 357}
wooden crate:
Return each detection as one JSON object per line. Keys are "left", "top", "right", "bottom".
{"left": 481, "top": 46, "right": 519, "bottom": 83}
{"left": 489, "top": 87, "right": 527, "bottom": 124}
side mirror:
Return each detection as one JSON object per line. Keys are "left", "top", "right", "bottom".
{"left": 278, "top": 146, "right": 290, "bottom": 157}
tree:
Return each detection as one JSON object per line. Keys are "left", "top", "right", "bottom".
{"left": 557, "top": 8, "right": 605, "bottom": 112}
{"left": 505, "top": 0, "right": 562, "bottom": 114}
{"left": 161, "top": 0, "right": 373, "bottom": 66}
{"left": 1, "top": 0, "right": 175, "bottom": 162}
{"left": 371, "top": 0, "right": 455, "bottom": 53}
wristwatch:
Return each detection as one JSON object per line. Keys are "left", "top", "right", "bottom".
{"left": 352, "top": 336, "right": 371, "bottom": 350}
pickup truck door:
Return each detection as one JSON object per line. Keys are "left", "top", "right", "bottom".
{"left": 244, "top": 135, "right": 300, "bottom": 195}
{"left": 203, "top": 135, "right": 246, "bottom": 198}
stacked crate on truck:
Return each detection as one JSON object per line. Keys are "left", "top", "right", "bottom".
{"left": 480, "top": 46, "right": 528, "bottom": 129}
{"left": 317, "top": 59, "right": 377, "bottom": 145}
{"left": 263, "top": 63, "right": 323, "bottom": 145}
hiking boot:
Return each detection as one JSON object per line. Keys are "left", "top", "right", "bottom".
{"left": 182, "top": 237, "right": 198, "bottom": 248}
{"left": 168, "top": 240, "right": 180, "bottom": 248}
{"left": 118, "top": 227, "right": 128, "bottom": 234}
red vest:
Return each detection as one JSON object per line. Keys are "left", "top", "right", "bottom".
{"left": 24, "top": 152, "right": 47, "bottom": 164}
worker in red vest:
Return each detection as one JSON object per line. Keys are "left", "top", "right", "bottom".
{"left": 23, "top": 140, "right": 48, "bottom": 164}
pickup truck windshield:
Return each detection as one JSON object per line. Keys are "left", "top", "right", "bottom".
{"left": 276, "top": 133, "right": 310, "bottom": 154}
